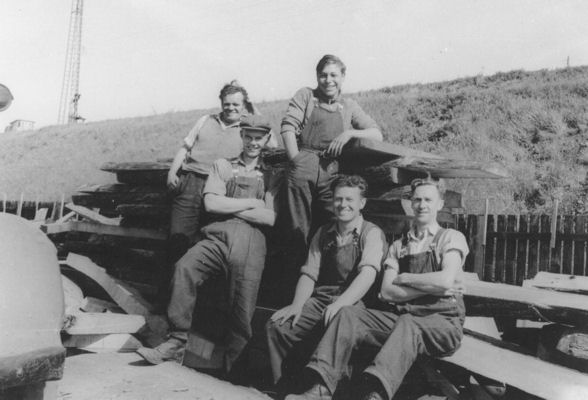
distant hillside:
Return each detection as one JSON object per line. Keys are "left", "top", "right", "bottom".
{"left": 1, "top": 66, "right": 587, "bottom": 214}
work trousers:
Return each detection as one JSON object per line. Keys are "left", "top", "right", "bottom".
{"left": 281, "top": 150, "right": 337, "bottom": 263}
{"left": 167, "top": 219, "right": 267, "bottom": 371}
{"left": 307, "top": 301, "right": 463, "bottom": 400}
{"left": 169, "top": 171, "right": 207, "bottom": 261}
{"left": 266, "top": 288, "right": 345, "bottom": 384}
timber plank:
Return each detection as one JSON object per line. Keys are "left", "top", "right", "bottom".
{"left": 464, "top": 277, "right": 588, "bottom": 326}
{"left": 527, "top": 215, "right": 541, "bottom": 280}
{"left": 65, "top": 203, "right": 121, "bottom": 225}
{"left": 552, "top": 215, "right": 563, "bottom": 273}
{"left": 484, "top": 215, "right": 495, "bottom": 282}
{"left": 65, "top": 253, "right": 154, "bottom": 316}
{"left": 505, "top": 215, "right": 517, "bottom": 284}
{"left": 100, "top": 161, "right": 171, "bottom": 172}
{"left": 65, "top": 313, "right": 145, "bottom": 335}
{"left": 539, "top": 215, "right": 552, "bottom": 274}
{"left": 116, "top": 204, "right": 170, "bottom": 218}
{"left": 382, "top": 156, "right": 509, "bottom": 179}
{"left": 63, "top": 221, "right": 166, "bottom": 240}
{"left": 524, "top": 272, "right": 588, "bottom": 295}
{"left": 563, "top": 216, "right": 575, "bottom": 275}
{"left": 515, "top": 215, "right": 528, "bottom": 285}
{"left": 72, "top": 192, "right": 169, "bottom": 210}
{"left": 62, "top": 333, "right": 141, "bottom": 352}
{"left": 442, "top": 334, "right": 588, "bottom": 400}
{"left": 574, "top": 216, "right": 586, "bottom": 276}
{"left": 494, "top": 215, "right": 506, "bottom": 282}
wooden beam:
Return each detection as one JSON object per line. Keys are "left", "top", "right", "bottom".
{"left": 464, "top": 273, "right": 588, "bottom": 326}
{"left": 41, "top": 221, "right": 74, "bottom": 234}
{"left": 523, "top": 272, "right": 588, "bottom": 295}
{"left": 62, "top": 333, "right": 141, "bottom": 352}
{"left": 65, "top": 203, "right": 121, "bottom": 226}
{"left": 100, "top": 161, "right": 171, "bottom": 172}
{"left": 384, "top": 155, "right": 508, "bottom": 179}
{"left": 65, "top": 253, "right": 154, "bottom": 316}
{"left": 442, "top": 334, "right": 588, "bottom": 400}
{"left": 65, "top": 313, "right": 145, "bottom": 335}
{"left": 53, "top": 221, "right": 166, "bottom": 240}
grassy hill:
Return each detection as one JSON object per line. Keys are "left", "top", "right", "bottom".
{"left": 1, "top": 66, "right": 587, "bottom": 214}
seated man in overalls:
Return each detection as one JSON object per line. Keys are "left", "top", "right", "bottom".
{"left": 286, "top": 177, "right": 468, "bottom": 400}
{"left": 137, "top": 115, "right": 279, "bottom": 374}
{"left": 266, "top": 175, "right": 387, "bottom": 394}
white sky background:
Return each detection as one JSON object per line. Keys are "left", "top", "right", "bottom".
{"left": 1, "top": 0, "right": 588, "bottom": 129}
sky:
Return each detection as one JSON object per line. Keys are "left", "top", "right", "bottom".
{"left": 1, "top": 0, "right": 588, "bottom": 129}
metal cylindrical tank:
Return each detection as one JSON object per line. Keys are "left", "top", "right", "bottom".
{"left": 0, "top": 214, "right": 64, "bottom": 356}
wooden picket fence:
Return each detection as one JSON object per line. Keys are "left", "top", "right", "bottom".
{"left": 456, "top": 214, "right": 588, "bottom": 284}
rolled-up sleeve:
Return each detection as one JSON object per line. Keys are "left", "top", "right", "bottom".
{"left": 348, "top": 99, "right": 379, "bottom": 130}
{"left": 383, "top": 240, "right": 402, "bottom": 272}
{"left": 202, "top": 159, "right": 232, "bottom": 196}
{"left": 263, "top": 171, "right": 281, "bottom": 212}
{"left": 299, "top": 228, "right": 323, "bottom": 281}
{"left": 280, "top": 87, "right": 312, "bottom": 137}
{"left": 439, "top": 230, "right": 470, "bottom": 266}
{"left": 358, "top": 227, "right": 387, "bottom": 273}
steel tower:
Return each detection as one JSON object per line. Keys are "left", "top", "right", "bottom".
{"left": 58, "top": 0, "right": 84, "bottom": 124}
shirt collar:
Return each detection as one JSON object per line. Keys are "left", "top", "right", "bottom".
{"left": 327, "top": 215, "right": 364, "bottom": 236}
{"left": 231, "top": 154, "right": 265, "bottom": 171}
{"left": 408, "top": 221, "right": 440, "bottom": 241}
{"left": 214, "top": 113, "right": 241, "bottom": 129}
{"left": 313, "top": 87, "right": 342, "bottom": 104}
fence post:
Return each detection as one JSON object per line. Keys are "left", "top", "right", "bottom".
{"left": 474, "top": 215, "right": 486, "bottom": 278}
{"left": 16, "top": 193, "right": 24, "bottom": 217}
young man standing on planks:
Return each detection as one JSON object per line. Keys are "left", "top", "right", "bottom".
{"left": 286, "top": 177, "right": 468, "bottom": 400}
{"left": 266, "top": 175, "right": 387, "bottom": 394}
{"left": 137, "top": 115, "right": 279, "bottom": 374}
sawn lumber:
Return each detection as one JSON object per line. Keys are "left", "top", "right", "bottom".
{"left": 464, "top": 273, "right": 588, "bottom": 326}
{"left": 442, "top": 332, "right": 588, "bottom": 400}
{"left": 43, "top": 221, "right": 167, "bottom": 240}
{"left": 62, "top": 333, "right": 141, "bottom": 352}
{"left": 65, "top": 203, "right": 121, "bottom": 226}
{"left": 65, "top": 253, "right": 153, "bottom": 316}
{"left": 65, "top": 313, "right": 145, "bottom": 335}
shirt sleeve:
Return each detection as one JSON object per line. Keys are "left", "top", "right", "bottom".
{"left": 439, "top": 229, "right": 470, "bottom": 267}
{"left": 202, "top": 159, "right": 232, "bottom": 196}
{"left": 383, "top": 239, "right": 402, "bottom": 272}
{"left": 358, "top": 226, "right": 387, "bottom": 273}
{"left": 280, "top": 87, "right": 312, "bottom": 137}
{"left": 183, "top": 115, "right": 209, "bottom": 149}
{"left": 347, "top": 99, "right": 379, "bottom": 130}
{"left": 299, "top": 228, "right": 323, "bottom": 281}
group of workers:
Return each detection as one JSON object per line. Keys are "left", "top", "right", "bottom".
{"left": 136, "top": 54, "right": 469, "bottom": 400}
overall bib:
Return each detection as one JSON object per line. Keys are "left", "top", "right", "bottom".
{"left": 168, "top": 168, "right": 267, "bottom": 372}
{"left": 267, "top": 222, "right": 378, "bottom": 384}
{"left": 282, "top": 101, "right": 344, "bottom": 272}
{"left": 306, "top": 229, "right": 465, "bottom": 399}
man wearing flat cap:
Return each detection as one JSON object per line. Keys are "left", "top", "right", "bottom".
{"left": 138, "top": 115, "right": 279, "bottom": 373}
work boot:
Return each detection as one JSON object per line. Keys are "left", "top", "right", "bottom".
{"left": 136, "top": 336, "right": 185, "bottom": 365}
{"left": 284, "top": 383, "right": 332, "bottom": 400}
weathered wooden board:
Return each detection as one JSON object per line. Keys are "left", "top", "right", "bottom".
{"left": 524, "top": 272, "right": 588, "bottom": 295}
{"left": 341, "top": 138, "right": 444, "bottom": 164}
{"left": 62, "top": 333, "right": 141, "bottom": 352}
{"left": 43, "top": 221, "right": 167, "bottom": 241}
{"left": 66, "top": 253, "right": 154, "bottom": 316}
{"left": 464, "top": 273, "right": 588, "bottom": 326}
{"left": 65, "top": 203, "right": 121, "bottom": 225}
{"left": 65, "top": 313, "right": 145, "bottom": 335}
{"left": 442, "top": 333, "right": 588, "bottom": 400}
{"left": 101, "top": 162, "right": 171, "bottom": 185}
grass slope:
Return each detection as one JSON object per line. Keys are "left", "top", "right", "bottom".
{"left": 1, "top": 67, "right": 587, "bottom": 214}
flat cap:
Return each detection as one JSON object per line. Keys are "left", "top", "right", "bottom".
{"left": 240, "top": 115, "right": 272, "bottom": 134}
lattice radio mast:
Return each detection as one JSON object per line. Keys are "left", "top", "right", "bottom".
{"left": 58, "top": 0, "right": 84, "bottom": 124}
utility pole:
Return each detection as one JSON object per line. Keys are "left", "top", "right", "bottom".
{"left": 58, "top": 0, "right": 84, "bottom": 124}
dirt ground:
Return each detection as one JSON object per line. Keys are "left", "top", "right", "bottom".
{"left": 56, "top": 352, "right": 271, "bottom": 400}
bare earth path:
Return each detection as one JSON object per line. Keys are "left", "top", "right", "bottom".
{"left": 56, "top": 352, "right": 271, "bottom": 400}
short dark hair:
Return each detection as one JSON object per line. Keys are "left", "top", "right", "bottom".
{"left": 219, "top": 80, "right": 256, "bottom": 115}
{"left": 316, "top": 54, "right": 346, "bottom": 75}
{"left": 410, "top": 177, "right": 446, "bottom": 199}
{"left": 330, "top": 174, "right": 367, "bottom": 197}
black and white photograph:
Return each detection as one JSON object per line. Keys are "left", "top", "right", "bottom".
{"left": 1, "top": 1, "right": 588, "bottom": 399}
